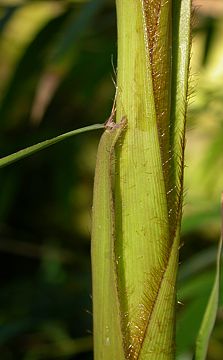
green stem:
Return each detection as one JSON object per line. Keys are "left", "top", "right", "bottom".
{"left": 113, "top": 1, "right": 191, "bottom": 358}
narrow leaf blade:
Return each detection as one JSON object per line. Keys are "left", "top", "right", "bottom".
{"left": 195, "top": 194, "right": 223, "bottom": 360}
{"left": 0, "top": 124, "right": 103, "bottom": 168}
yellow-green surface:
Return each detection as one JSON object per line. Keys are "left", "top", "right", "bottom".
{"left": 0, "top": 1, "right": 223, "bottom": 359}
{"left": 115, "top": 1, "right": 171, "bottom": 358}
{"left": 92, "top": 0, "right": 191, "bottom": 358}
{"left": 91, "top": 118, "right": 127, "bottom": 359}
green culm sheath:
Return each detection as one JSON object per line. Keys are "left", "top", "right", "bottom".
{"left": 0, "top": 1, "right": 220, "bottom": 358}
{"left": 91, "top": 115, "right": 127, "bottom": 360}
{"left": 92, "top": 0, "right": 192, "bottom": 359}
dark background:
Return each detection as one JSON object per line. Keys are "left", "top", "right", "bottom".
{"left": 0, "top": 1, "right": 222, "bottom": 359}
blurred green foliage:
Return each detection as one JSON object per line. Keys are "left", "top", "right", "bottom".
{"left": 0, "top": 1, "right": 222, "bottom": 359}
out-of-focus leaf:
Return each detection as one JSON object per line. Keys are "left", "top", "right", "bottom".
{"left": 178, "top": 246, "right": 222, "bottom": 282}
{"left": 0, "top": 271, "right": 92, "bottom": 342}
{"left": 31, "top": 0, "right": 106, "bottom": 124}
{"left": 0, "top": 0, "right": 26, "bottom": 5}
{"left": 178, "top": 269, "right": 218, "bottom": 301}
{"left": 24, "top": 336, "right": 92, "bottom": 359}
{"left": 0, "top": 320, "right": 32, "bottom": 344}
{"left": 51, "top": 0, "right": 104, "bottom": 64}
{"left": 0, "top": 6, "right": 17, "bottom": 32}
{"left": 0, "top": 169, "right": 22, "bottom": 221}
{"left": 182, "top": 206, "right": 220, "bottom": 235}
{"left": 0, "top": 10, "right": 69, "bottom": 128}
{"left": 202, "top": 17, "right": 216, "bottom": 66}
{"left": 0, "top": 2, "right": 65, "bottom": 95}
{"left": 202, "top": 125, "right": 223, "bottom": 178}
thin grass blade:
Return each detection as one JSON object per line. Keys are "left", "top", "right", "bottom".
{"left": 0, "top": 124, "right": 103, "bottom": 168}
{"left": 195, "top": 194, "right": 223, "bottom": 360}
